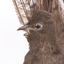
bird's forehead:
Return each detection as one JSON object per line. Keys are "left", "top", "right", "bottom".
{"left": 28, "top": 10, "right": 51, "bottom": 25}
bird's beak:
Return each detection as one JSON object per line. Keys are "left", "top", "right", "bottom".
{"left": 17, "top": 25, "right": 28, "bottom": 31}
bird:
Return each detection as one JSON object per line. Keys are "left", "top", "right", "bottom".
{"left": 18, "top": 10, "right": 64, "bottom": 64}
{"left": 13, "top": 0, "right": 64, "bottom": 64}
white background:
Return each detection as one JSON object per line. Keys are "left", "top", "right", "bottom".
{"left": 0, "top": 0, "right": 29, "bottom": 64}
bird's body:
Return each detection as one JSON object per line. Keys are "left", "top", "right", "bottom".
{"left": 20, "top": 10, "right": 64, "bottom": 64}
{"left": 52, "top": 10, "right": 64, "bottom": 54}
{"left": 24, "top": 48, "right": 64, "bottom": 64}
{"left": 23, "top": 30, "right": 64, "bottom": 64}
{"left": 24, "top": 31, "right": 64, "bottom": 64}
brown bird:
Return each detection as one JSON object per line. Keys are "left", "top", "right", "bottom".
{"left": 18, "top": 10, "right": 64, "bottom": 64}
{"left": 12, "top": 0, "right": 64, "bottom": 64}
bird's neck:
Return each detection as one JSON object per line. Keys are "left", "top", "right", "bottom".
{"left": 29, "top": 40, "right": 41, "bottom": 50}
{"left": 28, "top": 34, "right": 60, "bottom": 55}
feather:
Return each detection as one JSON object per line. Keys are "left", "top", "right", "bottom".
{"left": 12, "top": 0, "right": 44, "bottom": 25}
{"left": 12, "top": 0, "right": 31, "bottom": 24}
{"left": 58, "top": 0, "right": 64, "bottom": 23}
{"left": 12, "top": 0, "right": 64, "bottom": 24}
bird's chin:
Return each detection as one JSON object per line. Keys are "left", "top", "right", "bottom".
{"left": 24, "top": 33, "right": 29, "bottom": 38}
{"left": 24, "top": 29, "right": 30, "bottom": 38}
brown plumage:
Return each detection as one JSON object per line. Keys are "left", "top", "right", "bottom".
{"left": 18, "top": 10, "right": 64, "bottom": 64}
{"left": 12, "top": 0, "right": 64, "bottom": 64}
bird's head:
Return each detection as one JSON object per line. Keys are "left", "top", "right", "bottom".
{"left": 18, "top": 10, "right": 60, "bottom": 54}
{"left": 18, "top": 10, "right": 56, "bottom": 43}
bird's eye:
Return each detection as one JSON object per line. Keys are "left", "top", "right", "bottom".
{"left": 35, "top": 23, "right": 42, "bottom": 29}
